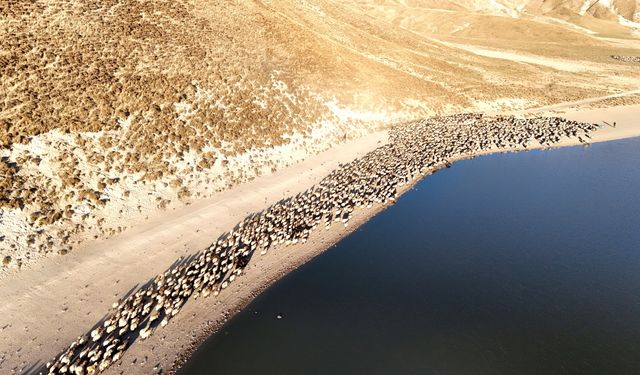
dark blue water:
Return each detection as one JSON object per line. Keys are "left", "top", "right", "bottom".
{"left": 180, "top": 138, "right": 640, "bottom": 375}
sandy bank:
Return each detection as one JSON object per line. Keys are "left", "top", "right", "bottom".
{"left": 1, "top": 105, "right": 639, "bottom": 375}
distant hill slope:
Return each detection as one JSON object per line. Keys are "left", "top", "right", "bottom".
{"left": 358, "top": 0, "right": 640, "bottom": 23}
{"left": 1, "top": 0, "right": 639, "bottom": 271}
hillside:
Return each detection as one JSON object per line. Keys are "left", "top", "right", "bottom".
{"left": 366, "top": 0, "right": 640, "bottom": 22}
{"left": 1, "top": 0, "right": 640, "bottom": 272}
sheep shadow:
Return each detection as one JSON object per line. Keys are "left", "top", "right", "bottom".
{"left": 40, "top": 210, "right": 268, "bottom": 374}
{"left": 25, "top": 284, "right": 143, "bottom": 374}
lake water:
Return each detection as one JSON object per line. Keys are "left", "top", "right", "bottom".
{"left": 179, "top": 138, "right": 640, "bottom": 375}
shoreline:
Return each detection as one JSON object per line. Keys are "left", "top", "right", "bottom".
{"left": 168, "top": 105, "right": 640, "bottom": 374}
{"left": 171, "top": 135, "right": 640, "bottom": 375}
{"left": 1, "top": 105, "right": 639, "bottom": 375}
{"left": 168, "top": 199, "right": 392, "bottom": 374}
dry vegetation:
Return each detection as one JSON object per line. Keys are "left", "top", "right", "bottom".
{"left": 582, "top": 93, "right": 640, "bottom": 108}
{"left": 1, "top": 0, "right": 640, "bottom": 271}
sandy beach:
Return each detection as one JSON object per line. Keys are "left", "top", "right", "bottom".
{"left": 1, "top": 104, "right": 639, "bottom": 375}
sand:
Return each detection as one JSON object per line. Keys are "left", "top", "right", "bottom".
{"left": 1, "top": 105, "right": 639, "bottom": 375}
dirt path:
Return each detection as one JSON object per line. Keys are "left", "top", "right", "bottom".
{"left": 435, "top": 40, "right": 607, "bottom": 72}
{"left": 520, "top": 89, "right": 640, "bottom": 113}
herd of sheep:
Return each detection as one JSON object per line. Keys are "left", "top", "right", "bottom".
{"left": 610, "top": 55, "right": 640, "bottom": 63}
{"left": 44, "top": 114, "right": 599, "bottom": 374}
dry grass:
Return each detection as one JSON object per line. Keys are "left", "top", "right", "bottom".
{"left": 582, "top": 93, "right": 640, "bottom": 108}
